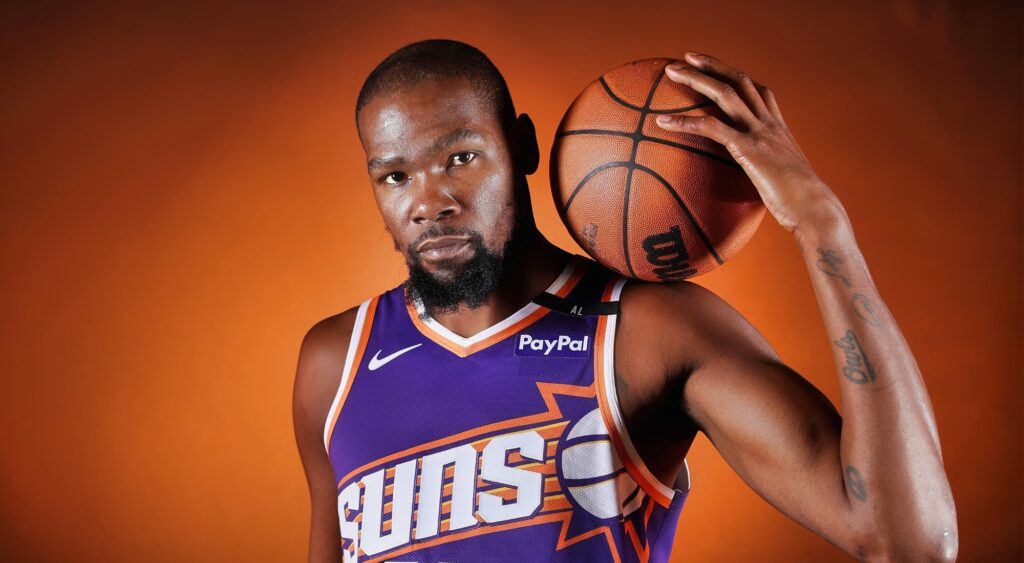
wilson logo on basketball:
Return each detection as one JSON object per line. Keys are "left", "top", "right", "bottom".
{"left": 642, "top": 226, "right": 697, "bottom": 281}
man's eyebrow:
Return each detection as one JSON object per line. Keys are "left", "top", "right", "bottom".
{"left": 366, "top": 128, "right": 485, "bottom": 173}
{"left": 367, "top": 155, "right": 405, "bottom": 173}
{"left": 428, "top": 128, "right": 484, "bottom": 154}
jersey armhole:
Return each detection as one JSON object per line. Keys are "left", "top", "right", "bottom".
{"left": 322, "top": 296, "right": 378, "bottom": 456}
{"left": 594, "top": 277, "right": 691, "bottom": 509}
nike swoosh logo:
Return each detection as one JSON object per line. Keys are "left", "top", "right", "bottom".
{"left": 367, "top": 343, "right": 423, "bottom": 371}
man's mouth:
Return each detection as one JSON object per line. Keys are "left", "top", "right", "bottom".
{"left": 415, "top": 235, "right": 473, "bottom": 262}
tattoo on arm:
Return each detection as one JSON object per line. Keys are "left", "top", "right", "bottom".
{"left": 851, "top": 293, "right": 881, "bottom": 327}
{"left": 818, "top": 247, "right": 884, "bottom": 385}
{"left": 816, "top": 246, "right": 883, "bottom": 330}
{"left": 815, "top": 248, "right": 853, "bottom": 288}
{"left": 844, "top": 465, "right": 868, "bottom": 502}
{"left": 834, "top": 329, "right": 878, "bottom": 384}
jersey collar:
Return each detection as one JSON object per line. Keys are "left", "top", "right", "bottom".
{"left": 405, "top": 255, "right": 586, "bottom": 357}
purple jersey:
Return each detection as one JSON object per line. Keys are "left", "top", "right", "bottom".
{"left": 324, "top": 255, "right": 691, "bottom": 562}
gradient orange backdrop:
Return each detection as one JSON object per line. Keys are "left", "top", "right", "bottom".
{"left": 1, "top": 1, "right": 1020, "bottom": 561}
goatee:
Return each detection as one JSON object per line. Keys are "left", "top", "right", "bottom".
{"left": 401, "top": 223, "right": 521, "bottom": 315}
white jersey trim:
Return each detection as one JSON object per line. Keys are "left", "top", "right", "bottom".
{"left": 323, "top": 297, "right": 373, "bottom": 454}
{"left": 412, "top": 256, "right": 580, "bottom": 348}
{"left": 601, "top": 277, "right": 691, "bottom": 496}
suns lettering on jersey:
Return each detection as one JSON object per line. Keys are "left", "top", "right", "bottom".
{"left": 334, "top": 382, "right": 646, "bottom": 563}
{"left": 340, "top": 430, "right": 546, "bottom": 560}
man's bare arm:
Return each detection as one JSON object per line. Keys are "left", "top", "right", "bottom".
{"left": 649, "top": 51, "right": 956, "bottom": 561}
{"left": 626, "top": 264, "right": 954, "bottom": 561}
{"left": 793, "top": 204, "right": 957, "bottom": 560}
{"left": 292, "top": 308, "right": 357, "bottom": 562}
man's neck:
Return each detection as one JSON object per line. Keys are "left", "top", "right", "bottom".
{"left": 427, "top": 230, "right": 572, "bottom": 339}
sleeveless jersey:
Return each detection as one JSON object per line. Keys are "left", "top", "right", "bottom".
{"left": 323, "top": 255, "right": 691, "bottom": 562}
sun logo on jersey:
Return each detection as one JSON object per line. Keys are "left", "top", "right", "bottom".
{"left": 333, "top": 383, "right": 657, "bottom": 563}
{"left": 558, "top": 408, "right": 647, "bottom": 519}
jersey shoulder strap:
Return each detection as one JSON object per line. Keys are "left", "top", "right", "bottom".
{"left": 531, "top": 257, "right": 623, "bottom": 317}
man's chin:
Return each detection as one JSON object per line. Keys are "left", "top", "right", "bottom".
{"left": 414, "top": 256, "right": 471, "bottom": 283}
{"left": 404, "top": 242, "right": 505, "bottom": 313}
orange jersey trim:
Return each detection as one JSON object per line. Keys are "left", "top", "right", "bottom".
{"left": 594, "top": 279, "right": 675, "bottom": 508}
{"left": 624, "top": 496, "right": 657, "bottom": 563}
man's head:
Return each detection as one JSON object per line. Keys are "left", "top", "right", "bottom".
{"left": 355, "top": 39, "right": 518, "bottom": 144}
{"left": 355, "top": 39, "right": 540, "bottom": 313}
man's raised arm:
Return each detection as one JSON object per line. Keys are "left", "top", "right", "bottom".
{"left": 652, "top": 51, "right": 958, "bottom": 561}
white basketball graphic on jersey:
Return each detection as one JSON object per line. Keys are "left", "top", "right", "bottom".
{"left": 559, "top": 408, "right": 646, "bottom": 519}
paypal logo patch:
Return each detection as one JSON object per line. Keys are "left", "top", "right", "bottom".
{"left": 515, "top": 333, "right": 589, "bottom": 357}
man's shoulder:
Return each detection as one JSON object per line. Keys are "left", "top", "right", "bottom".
{"left": 616, "top": 278, "right": 776, "bottom": 374}
{"left": 301, "top": 307, "right": 360, "bottom": 360}
{"left": 619, "top": 278, "right": 731, "bottom": 336}
{"left": 292, "top": 302, "right": 367, "bottom": 425}
{"left": 298, "top": 284, "right": 404, "bottom": 361}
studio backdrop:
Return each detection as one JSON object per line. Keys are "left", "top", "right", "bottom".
{"left": 0, "top": 1, "right": 1020, "bottom": 561}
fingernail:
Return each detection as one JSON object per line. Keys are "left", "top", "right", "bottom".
{"left": 656, "top": 115, "right": 673, "bottom": 124}
{"left": 667, "top": 62, "right": 684, "bottom": 70}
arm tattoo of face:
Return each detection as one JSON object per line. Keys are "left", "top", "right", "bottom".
{"left": 834, "top": 329, "right": 878, "bottom": 384}
{"left": 815, "top": 248, "right": 853, "bottom": 288}
{"left": 844, "top": 465, "right": 868, "bottom": 502}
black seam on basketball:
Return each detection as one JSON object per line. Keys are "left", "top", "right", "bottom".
{"left": 598, "top": 77, "right": 645, "bottom": 112}
{"left": 557, "top": 128, "right": 634, "bottom": 140}
{"left": 647, "top": 100, "right": 716, "bottom": 114}
{"left": 563, "top": 161, "right": 630, "bottom": 212}
{"left": 622, "top": 166, "right": 637, "bottom": 278}
{"left": 620, "top": 70, "right": 667, "bottom": 279}
{"left": 556, "top": 129, "right": 742, "bottom": 170}
{"left": 633, "top": 164, "right": 724, "bottom": 264}
{"left": 598, "top": 75, "right": 716, "bottom": 115}
{"left": 642, "top": 135, "right": 741, "bottom": 170}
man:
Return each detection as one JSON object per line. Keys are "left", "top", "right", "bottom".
{"left": 293, "top": 39, "right": 957, "bottom": 562}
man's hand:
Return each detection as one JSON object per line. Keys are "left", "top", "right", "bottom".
{"left": 654, "top": 52, "right": 842, "bottom": 235}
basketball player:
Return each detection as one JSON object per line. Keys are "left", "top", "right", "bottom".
{"left": 293, "top": 40, "right": 957, "bottom": 562}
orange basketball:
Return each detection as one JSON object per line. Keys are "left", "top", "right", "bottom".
{"left": 550, "top": 57, "right": 766, "bottom": 281}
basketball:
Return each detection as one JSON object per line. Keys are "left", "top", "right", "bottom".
{"left": 550, "top": 57, "right": 767, "bottom": 281}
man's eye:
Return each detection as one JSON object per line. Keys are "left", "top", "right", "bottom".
{"left": 382, "top": 172, "right": 407, "bottom": 185}
{"left": 450, "top": 152, "right": 476, "bottom": 166}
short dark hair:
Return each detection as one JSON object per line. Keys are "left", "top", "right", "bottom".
{"left": 355, "top": 39, "right": 517, "bottom": 136}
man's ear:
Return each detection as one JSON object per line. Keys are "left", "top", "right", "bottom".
{"left": 511, "top": 113, "right": 539, "bottom": 175}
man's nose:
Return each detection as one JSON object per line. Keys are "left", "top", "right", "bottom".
{"left": 410, "top": 173, "right": 461, "bottom": 224}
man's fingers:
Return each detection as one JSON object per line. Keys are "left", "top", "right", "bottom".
{"left": 664, "top": 64, "right": 756, "bottom": 128}
{"left": 752, "top": 80, "right": 785, "bottom": 124}
{"left": 682, "top": 52, "right": 772, "bottom": 121}
{"left": 654, "top": 113, "right": 736, "bottom": 148}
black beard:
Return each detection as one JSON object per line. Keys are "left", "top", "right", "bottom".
{"left": 401, "top": 223, "right": 521, "bottom": 315}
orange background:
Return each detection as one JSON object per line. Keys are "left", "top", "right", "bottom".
{"left": 1, "top": 1, "right": 1020, "bottom": 561}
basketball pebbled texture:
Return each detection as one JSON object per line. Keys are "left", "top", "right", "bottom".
{"left": 550, "top": 58, "right": 766, "bottom": 281}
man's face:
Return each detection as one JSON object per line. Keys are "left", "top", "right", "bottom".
{"left": 358, "top": 77, "right": 521, "bottom": 310}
